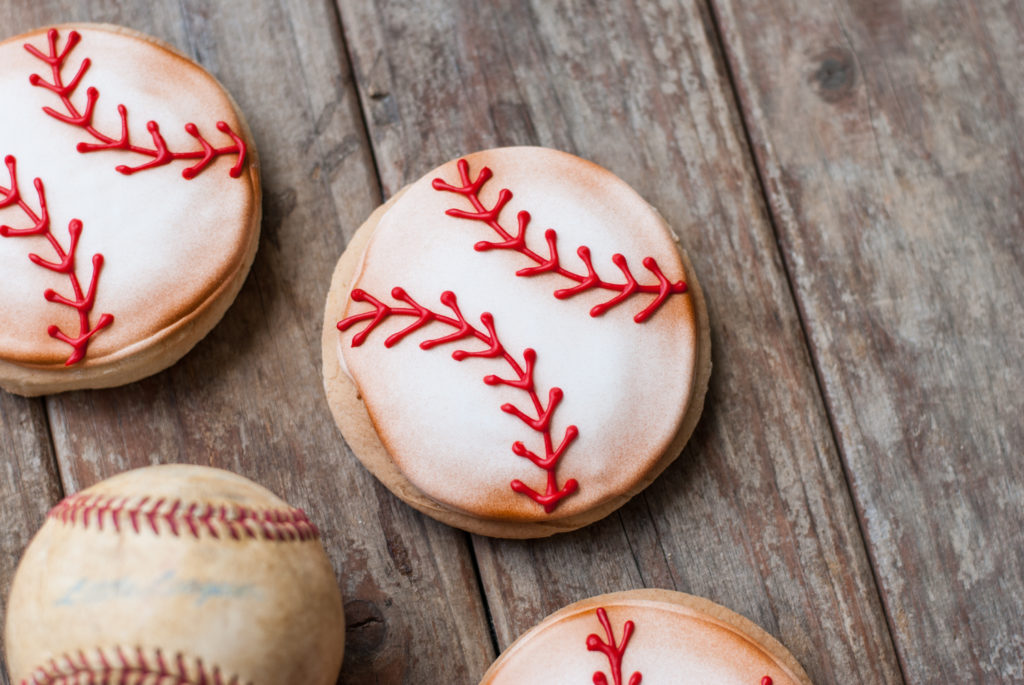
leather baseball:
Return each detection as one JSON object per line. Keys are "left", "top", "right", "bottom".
{"left": 4, "top": 464, "right": 344, "bottom": 685}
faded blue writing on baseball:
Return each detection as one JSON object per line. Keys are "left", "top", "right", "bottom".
{"left": 55, "top": 570, "right": 261, "bottom": 607}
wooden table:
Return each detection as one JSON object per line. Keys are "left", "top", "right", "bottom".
{"left": 1, "top": 1, "right": 1020, "bottom": 683}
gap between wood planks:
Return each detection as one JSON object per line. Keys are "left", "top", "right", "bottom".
{"left": 0, "top": 403, "right": 64, "bottom": 685}
{"left": 321, "top": 0, "right": 504, "bottom": 661}
{"left": 699, "top": 1, "right": 909, "bottom": 682}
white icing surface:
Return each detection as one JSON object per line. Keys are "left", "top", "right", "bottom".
{"left": 0, "top": 27, "right": 253, "bottom": 365}
{"left": 486, "top": 598, "right": 802, "bottom": 684}
{"left": 338, "top": 148, "right": 697, "bottom": 520}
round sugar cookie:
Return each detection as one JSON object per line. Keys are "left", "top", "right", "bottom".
{"left": 323, "top": 147, "right": 710, "bottom": 537}
{"left": 0, "top": 24, "right": 260, "bottom": 395}
{"left": 480, "top": 590, "right": 812, "bottom": 685}
{"left": 4, "top": 464, "right": 344, "bottom": 685}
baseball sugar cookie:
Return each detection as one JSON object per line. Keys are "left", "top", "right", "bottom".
{"left": 4, "top": 464, "right": 344, "bottom": 685}
{"left": 0, "top": 25, "right": 259, "bottom": 395}
{"left": 323, "top": 147, "right": 710, "bottom": 537}
{"left": 480, "top": 590, "right": 812, "bottom": 684}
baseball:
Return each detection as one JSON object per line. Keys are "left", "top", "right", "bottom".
{"left": 4, "top": 464, "right": 345, "bottom": 684}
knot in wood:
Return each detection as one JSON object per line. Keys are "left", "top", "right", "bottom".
{"left": 812, "top": 48, "right": 856, "bottom": 102}
{"left": 344, "top": 599, "right": 388, "bottom": 655}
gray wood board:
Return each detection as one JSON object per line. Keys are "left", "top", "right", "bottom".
{"left": 711, "top": 0, "right": 1024, "bottom": 680}
{"left": 0, "top": 394, "right": 61, "bottom": 685}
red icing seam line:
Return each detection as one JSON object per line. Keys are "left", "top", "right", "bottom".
{"left": 432, "top": 159, "right": 687, "bottom": 323}
{"left": 23, "top": 645, "right": 249, "bottom": 685}
{"left": 338, "top": 288, "right": 579, "bottom": 513}
{"left": 585, "top": 609, "right": 773, "bottom": 685}
{"left": 24, "top": 28, "right": 247, "bottom": 180}
{"left": 587, "top": 607, "right": 642, "bottom": 685}
{"left": 48, "top": 492, "right": 319, "bottom": 541}
{"left": 0, "top": 155, "right": 112, "bottom": 365}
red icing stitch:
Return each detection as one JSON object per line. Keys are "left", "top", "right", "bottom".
{"left": 22, "top": 645, "right": 249, "bottom": 685}
{"left": 48, "top": 492, "right": 319, "bottom": 541}
{"left": 587, "top": 607, "right": 642, "bottom": 685}
{"left": 762, "top": 677, "right": 773, "bottom": 685}
{"left": 432, "top": 159, "right": 687, "bottom": 323}
{"left": 338, "top": 288, "right": 579, "bottom": 513}
{"left": 0, "top": 155, "right": 112, "bottom": 365}
{"left": 24, "top": 28, "right": 247, "bottom": 180}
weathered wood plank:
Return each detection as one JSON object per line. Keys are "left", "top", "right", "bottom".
{"left": 3, "top": 1, "right": 494, "bottom": 681}
{"left": 711, "top": 0, "right": 1024, "bottom": 680}
{"left": 337, "top": 0, "right": 902, "bottom": 682}
{"left": 0, "top": 394, "right": 61, "bottom": 685}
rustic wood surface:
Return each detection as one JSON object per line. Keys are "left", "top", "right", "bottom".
{"left": 0, "top": 0, "right": 1018, "bottom": 683}
{"left": 0, "top": 394, "right": 60, "bottom": 685}
{"left": 711, "top": 0, "right": 1024, "bottom": 680}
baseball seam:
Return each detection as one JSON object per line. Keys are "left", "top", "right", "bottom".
{"left": 25, "top": 28, "right": 247, "bottom": 180}
{"left": 23, "top": 645, "right": 250, "bottom": 685}
{"left": 587, "top": 607, "right": 642, "bottom": 685}
{"left": 432, "top": 158, "right": 688, "bottom": 323}
{"left": 338, "top": 287, "right": 580, "bottom": 513}
{"left": 0, "top": 155, "right": 112, "bottom": 365}
{"left": 48, "top": 492, "right": 320, "bottom": 541}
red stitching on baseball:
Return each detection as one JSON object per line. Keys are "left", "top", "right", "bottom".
{"left": 587, "top": 607, "right": 642, "bottom": 685}
{"left": 432, "top": 159, "right": 687, "bottom": 323}
{"left": 24, "top": 28, "right": 247, "bottom": 180}
{"left": 47, "top": 493, "right": 319, "bottom": 541}
{"left": 0, "top": 155, "right": 112, "bottom": 365}
{"left": 338, "top": 287, "right": 579, "bottom": 513}
{"left": 22, "top": 645, "right": 250, "bottom": 685}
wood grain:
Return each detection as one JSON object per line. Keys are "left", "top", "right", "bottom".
{"left": 0, "top": 394, "right": 61, "bottom": 685}
{"left": 0, "top": 1, "right": 494, "bottom": 682}
{"left": 336, "top": 0, "right": 902, "bottom": 682}
{"left": 711, "top": 0, "right": 1024, "bottom": 680}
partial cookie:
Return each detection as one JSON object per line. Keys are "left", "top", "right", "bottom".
{"left": 0, "top": 24, "right": 260, "bottom": 395}
{"left": 4, "top": 464, "right": 344, "bottom": 685}
{"left": 323, "top": 147, "right": 711, "bottom": 537}
{"left": 480, "top": 589, "right": 812, "bottom": 684}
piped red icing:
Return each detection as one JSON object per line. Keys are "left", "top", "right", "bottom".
{"left": 24, "top": 28, "right": 247, "bottom": 180}
{"left": 338, "top": 287, "right": 579, "bottom": 513}
{"left": 0, "top": 155, "right": 111, "bottom": 365}
{"left": 762, "top": 677, "right": 773, "bottom": 685}
{"left": 587, "top": 607, "right": 641, "bottom": 685}
{"left": 432, "top": 159, "right": 686, "bottom": 323}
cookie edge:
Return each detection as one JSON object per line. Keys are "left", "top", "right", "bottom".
{"left": 321, "top": 167, "right": 711, "bottom": 538}
{"left": 0, "top": 23, "right": 262, "bottom": 395}
{"left": 478, "top": 589, "right": 813, "bottom": 685}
